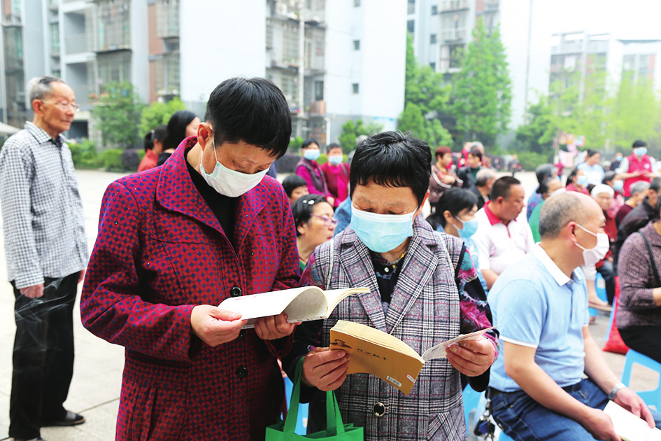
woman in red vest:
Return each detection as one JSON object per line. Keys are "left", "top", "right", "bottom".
{"left": 616, "top": 140, "right": 656, "bottom": 198}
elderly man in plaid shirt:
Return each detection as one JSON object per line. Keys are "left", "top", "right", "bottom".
{"left": 0, "top": 76, "right": 88, "bottom": 441}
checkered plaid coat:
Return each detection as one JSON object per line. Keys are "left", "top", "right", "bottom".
{"left": 307, "top": 218, "right": 466, "bottom": 440}
{"left": 81, "top": 139, "right": 300, "bottom": 440}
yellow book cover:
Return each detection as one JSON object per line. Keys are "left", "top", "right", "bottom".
{"left": 330, "top": 320, "right": 495, "bottom": 395}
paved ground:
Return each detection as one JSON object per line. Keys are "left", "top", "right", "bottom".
{"left": 0, "top": 170, "right": 657, "bottom": 440}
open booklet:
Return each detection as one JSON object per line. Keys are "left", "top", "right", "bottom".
{"left": 218, "top": 286, "right": 369, "bottom": 329}
{"left": 604, "top": 401, "right": 661, "bottom": 441}
{"left": 330, "top": 320, "right": 497, "bottom": 395}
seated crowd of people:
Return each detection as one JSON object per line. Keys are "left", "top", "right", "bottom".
{"left": 278, "top": 135, "right": 661, "bottom": 440}
{"left": 83, "top": 76, "right": 660, "bottom": 440}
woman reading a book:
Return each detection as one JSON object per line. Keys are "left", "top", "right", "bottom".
{"left": 283, "top": 131, "right": 499, "bottom": 440}
{"left": 80, "top": 78, "right": 300, "bottom": 441}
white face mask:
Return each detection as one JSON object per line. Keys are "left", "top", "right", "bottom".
{"left": 549, "top": 187, "right": 566, "bottom": 198}
{"left": 199, "top": 139, "right": 270, "bottom": 197}
{"left": 574, "top": 223, "right": 609, "bottom": 266}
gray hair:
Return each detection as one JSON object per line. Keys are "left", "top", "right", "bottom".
{"left": 539, "top": 192, "right": 589, "bottom": 239}
{"left": 27, "top": 76, "right": 65, "bottom": 102}
{"left": 476, "top": 168, "right": 496, "bottom": 187}
{"left": 630, "top": 181, "right": 650, "bottom": 197}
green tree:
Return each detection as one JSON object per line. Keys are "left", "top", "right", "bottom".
{"left": 514, "top": 95, "right": 557, "bottom": 156}
{"left": 400, "top": 33, "right": 453, "bottom": 147}
{"left": 139, "top": 97, "right": 186, "bottom": 137}
{"left": 451, "top": 18, "right": 512, "bottom": 146}
{"left": 548, "top": 70, "right": 613, "bottom": 151}
{"left": 610, "top": 74, "right": 659, "bottom": 150}
{"left": 398, "top": 102, "right": 426, "bottom": 136}
{"left": 92, "top": 82, "right": 145, "bottom": 148}
{"left": 338, "top": 119, "right": 383, "bottom": 151}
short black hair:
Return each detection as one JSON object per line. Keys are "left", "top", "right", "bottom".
{"left": 205, "top": 77, "right": 292, "bottom": 158}
{"left": 535, "top": 163, "right": 556, "bottom": 184}
{"left": 302, "top": 138, "right": 319, "bottom": 149}
{"left": 490, "top": 176, "right": 521, "bottom": 201}
{"left": 633, "top": 140, "right": 647, "bottom": 148}
{"left": 143, "top": 125, "right": 167, "bottom": 152}
{"left": 282, "top": 175, "right": 307, "bottom": 197}
{"left": 291, "top": 194, "right": 329, "bottom": 236}
{"left": 327, "top": 143, "right": 342, "bottom": 154}
{"left": 162, "top": 110, "right": 198, "bottom": 151}
{"left": 602, "top": 171, "right": 616, "bottom": 184}
{"left": 586, "top": 149, "right": 599, "bottom": 158}
{"left": 537, "top": 177, "right": 555, "bottom": 195}
{"left": 434, "top": 188, "right": 478, "bottom": 228}
{"left": 565, "top": 167, "right": 581, "bottom": 187}
{"left": 350, "top": 131, "right": 431, "bottom": 206}
{"left": 650, "top": 177, "right": 661, "bottom": 193}
{"left": 469, "top": 146, "right": 483, "bottom": 161}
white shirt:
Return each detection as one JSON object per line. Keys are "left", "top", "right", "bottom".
{"left": 472, "top": 203, "right": 535, "bottom": 275}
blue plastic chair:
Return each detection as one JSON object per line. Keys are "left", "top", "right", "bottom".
{"left": 621, "top": 350, "right": 661, "bottom": 410}
{"left": 595, "top": 273, "right": 608, "bottom": 302}
{"left": 462, "top": 385, "right": 483, "bottom": 432}
{"left": 284, "top": 376, "right": 309, "bottom": 435}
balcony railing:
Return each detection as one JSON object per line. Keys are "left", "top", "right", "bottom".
{"left": 309, "top": 100, "right": 326, "bottom": 114}
{"left": 441, "top": 28, "right": 467, "bottom": 42}
{"left": 65, "top": 34, "right": 92, "bottom": 54}
{"left": 440, "top": 0, "right": 469, "bottom": 12}
{"left": 156, "top": 0, "right": 179, "bottom": 38}
{"left": 484, "top": 0, "right": 499, "bottom": 10}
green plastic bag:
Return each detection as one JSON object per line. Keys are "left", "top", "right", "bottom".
{"left": 266, "top": 358, "right": 363, "bottom": 440}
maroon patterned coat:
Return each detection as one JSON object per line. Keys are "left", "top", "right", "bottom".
{"left": 81, "top": 139, "right": 300, "bottom": 440}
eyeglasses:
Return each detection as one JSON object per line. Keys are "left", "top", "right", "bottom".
{"left": 310, "top": 214, "right": 338, "bottom": 227}
{"left": 42, "top": 100, "right": 80, "bottom": 112}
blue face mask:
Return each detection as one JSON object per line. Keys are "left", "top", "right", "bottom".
{"left": 454, "top": 217, "right": 479, "bottom": 239}
{"left": 304, "top": 149, "right": 320, "bottom": 161}
{"left": 577, "top": 175, "right": 588, "bottom": 187}
{"left": 328, "top": 155, "right": 343, "bottom": 165}
{"left": 613, "top": 180, "right": 624, "bottom": 192}
{"left": 634, "top": 147, "right": 648, "bottom": 157}
{"left": 350, "top": 206, "right": 415, "bottom": 253}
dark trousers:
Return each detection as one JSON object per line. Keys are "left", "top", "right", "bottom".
{"left": 596, "top": 260, "right": 616, "bottom": 305}
{"left": 9, "top": 273, "right": 78, "bottom": 439}
{"left": 492, "top": 378, "right": 661, "bottom": 440}
{"left": 620, "top": 326, "right": 661, "bottom": 364}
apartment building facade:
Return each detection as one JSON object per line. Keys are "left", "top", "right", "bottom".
{"left": 177, "top": 0, "right": 406, "bottom": 145}
{"left": 2, "top": 0, "right": 406, "bottom": 145}
{"left": 406, "top": 0, "right": 551, "bottom": 130}
{"left": 550, "top": 32, "right": 661, "bottom": 99}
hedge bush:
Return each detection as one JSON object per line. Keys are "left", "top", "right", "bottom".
{"left": 68, "top": 140, "right": 102, "bottom": 169}
{"left": 517, "top": 151, "right": 552, "bottom": 171}
{"left": 100, "top": 149, "right": 124, "bottom": 172}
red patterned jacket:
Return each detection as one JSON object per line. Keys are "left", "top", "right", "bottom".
{"left": 81, "top": 139, "right": 300, "bottom": 440}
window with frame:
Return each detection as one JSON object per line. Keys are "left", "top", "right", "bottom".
{"left": 407, "top": 20, "right": 415, "bottom": 34}
{"left": 353, "top": 40, "right": 360, "bottom": 50}
{"left": 407, "top": 0, "right": 415, "bottom": 14}
{"left": 430, "top": 34, "right": 437, "bottom": 44}
{"left": 352, "top": 83, "right": 359, "bottom": 94}
{"left": 431, "top": 5, "right": 438, "bottom": 15}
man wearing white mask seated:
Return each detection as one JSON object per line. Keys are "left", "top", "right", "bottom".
{"left": 488, "top": 192, "right": 661, "bottom": 440}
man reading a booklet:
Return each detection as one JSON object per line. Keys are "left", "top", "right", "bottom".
{"left": 80, "top": 78, "right": 300, "bottom": 440}
{"left": 488, "top": 191, "right": 661, "bottom": 440}
{"left": 283, "top": 132, "right": 498, "bottom": 440}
